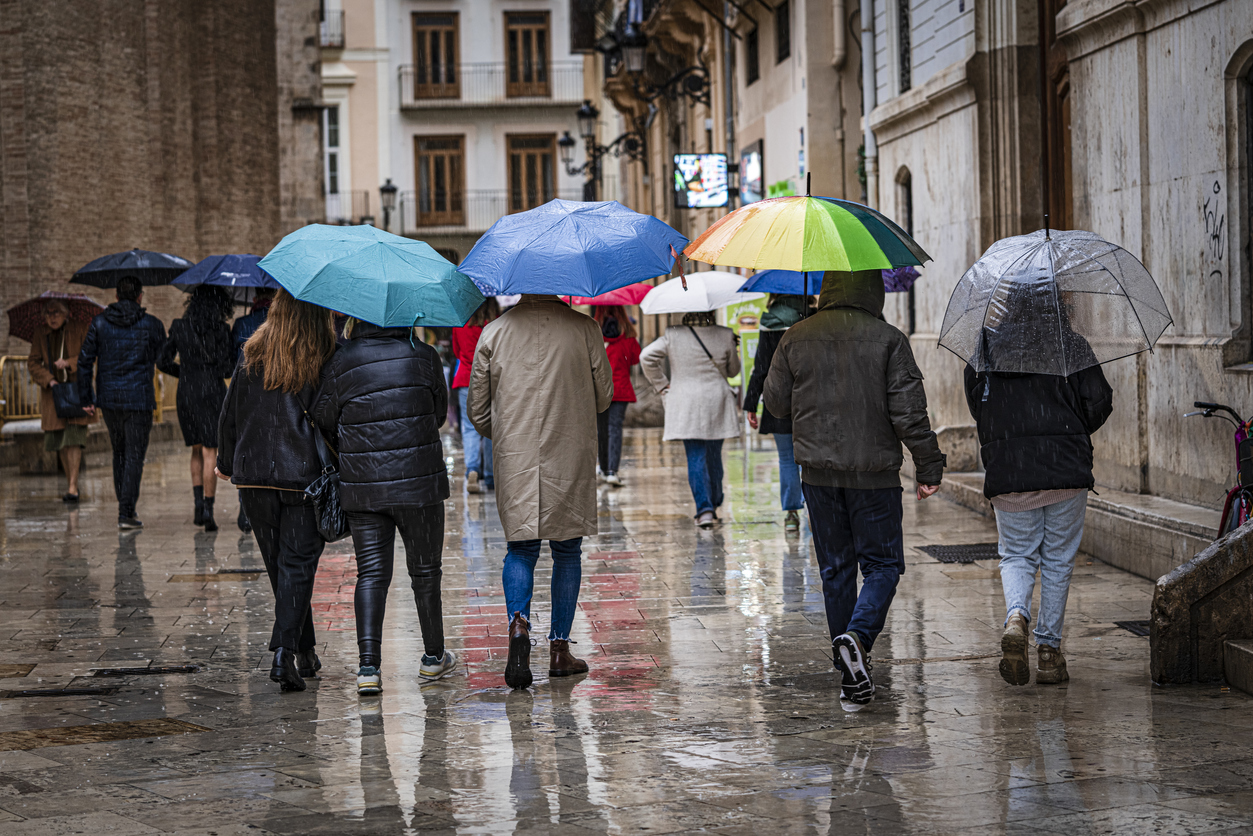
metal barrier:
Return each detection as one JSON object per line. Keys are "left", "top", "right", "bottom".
{"left": 0, "top": 356, "right": 174, "bottom": 426}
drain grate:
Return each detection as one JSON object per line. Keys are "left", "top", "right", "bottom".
{"left": 0, "top": 718, "right": 209, "bottom": 750}
{"left": 1, "top": 687, "right": 117, "bottom": 698}
{"left": 1115, "top": 620, "right": 1151, "bottom": 637}
{"left": 93, "top": 665, "right": 200, "bottom": 678}
{"left": 916, "top": 543, "right": 1000, "bottom": 564}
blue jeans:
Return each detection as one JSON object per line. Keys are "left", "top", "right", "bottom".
{"left": 774, "top": 433, "right": 804, "bottom": 511}
{"left": 683, "top": 439, "right": 725, "bottom": 515}
{"left": 996, "top": 492, "right": 1087, "bottom": 648}
{"left": 458, "top": 388, "right": 492, "bottom": 486}
{"left": 802, "top": 483, "right": 904, "bottom": 652}
{"left": 503, "top": 538, "right": 583, "bottom": 641}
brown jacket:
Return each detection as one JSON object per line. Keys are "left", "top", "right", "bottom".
{"left": 467, "top": 296, "right": 613, "bottom": 541}
{"left": 28, "top": 321, "right": 92, "bottom": 432}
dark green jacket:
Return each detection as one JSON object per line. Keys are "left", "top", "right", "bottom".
{"left": 763, "top": 271, "right": 945, "bottom": 488}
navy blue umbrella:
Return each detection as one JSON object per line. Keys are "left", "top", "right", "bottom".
{"left": 173, "top": 254, "right": 280, "bottom": 303}
{"left": 458, "top": 199, "right": 688, "bottom": 297}
{"left": 738, "top": 266, "right": 922, "bottom": 295}
{"left": 71, "top": 248, "right": 193, "bottom": 288}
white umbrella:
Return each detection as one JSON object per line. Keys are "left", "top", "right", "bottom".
{"left": 639, "top": 270, "right": 765, "bottom": 314}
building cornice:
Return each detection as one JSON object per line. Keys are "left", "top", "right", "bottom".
{"left": 866, "top": 57, "right": 976, "bottom": 145}
{"left": 322, "top": 61, "right": 358, "bottom": 86}
{"left": 1056, "top": 0, "right": 1223, "bottom": 61}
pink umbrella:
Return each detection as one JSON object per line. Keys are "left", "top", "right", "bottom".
{"left": 6, "top": 291, "right": 106, "bottom": 343}
{"left": 566, "top": 282, "right": 656, "bottom": 307}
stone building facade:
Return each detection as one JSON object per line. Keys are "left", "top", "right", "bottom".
{"left": 0, "top": 0, "right": 323, "bottom": 352}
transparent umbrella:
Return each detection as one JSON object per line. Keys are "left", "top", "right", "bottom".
{"left": 938, "top": 229, "right": 1172, "bottom": 376}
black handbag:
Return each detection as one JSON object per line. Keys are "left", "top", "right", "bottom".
{"left": 47, "top": 334, "right": 87, "bottom": 419}
{"left": 300, "top": 402, "right": 350, "bottom": 542}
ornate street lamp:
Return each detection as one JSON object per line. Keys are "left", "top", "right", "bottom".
{"left": 557, "top": 132, "right": 578, "bottom": 168}
{"left": 621, "top": 33, "right": 647, "bottom": 75}
{"left": 576, "top": 101, "right": 599, "bottom": 142}
{"left": 379, "top": 179, "right": 398, "bottom": 232}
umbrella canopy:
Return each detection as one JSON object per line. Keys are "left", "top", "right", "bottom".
{"left": 566, "top": 282, "right": 656, "bottom": 307}
{"left": 685, "top": 195, "right": 930, "bottom": 272}
{"left": 938, "top": 229, "right": 1173, "bottom": 376}
{"left": 6, "top": 291, "right": 105, "bottom": 343}
{"left": 173, "top": 254, "right": 280, "bottom": 303}
{"left": 71, "top": 248, "right": 193, "bottom": 288}
{"left": 739, "top": 266, "right": 921, "bottom": 296}
{"left": 458, "top": 199, "right": 688, "bottom": 297}
{"left": 639, "top": 271, "right": 764, "bottom": 315}
{"left": 258, "top": 224, "right": 485, "bottom": 328}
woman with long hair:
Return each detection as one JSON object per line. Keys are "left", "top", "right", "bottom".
{"left": 590, "top": 305, "right": 641, "bottom": 486}
{"left": 451, "top": 298, "right": 500, "bottom": 493}
{"left": 217, "top": 290, "right": 337, "bottom": 691}
{"left": 313, "top": 316, "right": 454, "bottom": 695}
{"left": 158, "top": 285, "right": 236, "bottom": 530}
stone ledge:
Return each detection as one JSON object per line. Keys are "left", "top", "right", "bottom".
{"left": 1225, "top": 640, "right": 1253, "bottom": 696}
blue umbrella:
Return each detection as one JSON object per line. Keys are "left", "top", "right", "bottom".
{"left": 258, "top": 224, "right": 485, "bottom": 328}
{"left": 71, "top": 248, "right": 193, "bottom": 288}
{"left": 738, "top": 266, "right": 923, "bottom": 295}
{"left": 172, "top": 254, "right": 280, "bottom": 303}
{"left": 458, "top": 199, "right": 688, "bottom": 296}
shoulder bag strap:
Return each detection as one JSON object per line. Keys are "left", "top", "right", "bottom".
{"left": 688, "top": 326, "right": 740, "bottom": 405}
{"left": 298, "top": 389, "right": 337, "bottom": 474}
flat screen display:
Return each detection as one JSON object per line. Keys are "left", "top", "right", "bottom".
{"left": 673, "top": 153, "right": 728, "bottom": 208}
{"left": 740, "top": 141, "right": 763, "bottom": 204}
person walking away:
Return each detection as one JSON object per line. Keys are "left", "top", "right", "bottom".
{"left": 764, "top": 270, "right": 945, "bottom": 712}
{"left": 592, "top": 305, "right": 641, "bottom": 487}
{"left": 78, "top": 275, "right": 167, "bottom": 530}
{"left": 640, "top": 311, "right": 741, "bottom": 528}
{"left": 467, "top": 295, "right": 613, "bottom": 689}
{"left": 451, "top": 299, "right": 500, "bottom": 494}
{"left": 217, "top": 290, "right": 337, "bottom": 691}
{"left": 28, "top": 299, "right": 93, "bottom": 502}
{"left": 964, "top": 328, "right": 1112, "bottom": 687}
{"left": 158, "top": 286, "right": 236, "bottom": 531}
{"left": 314, "top": 317, "right": 455, "bottom": 695}
{"left": 227, "top": 289, "right": 275, "bottom": 533}
{"left": 743, "top": 295, "right": 809, "bottom": 532}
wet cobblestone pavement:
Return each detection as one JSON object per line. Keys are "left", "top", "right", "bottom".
{"left": 0, "top": 430, "right": 1251, "bottom": 834}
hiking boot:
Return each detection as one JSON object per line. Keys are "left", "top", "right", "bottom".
{"left": 419, "top": 650, "right": 459, "bottom": 682}
{"left": 784, "top": 510, "right": 800, "bottom": 532}
{"left": 504, "top": 612, "right": 533, "bottom": 690}
{"left": 1036, "top": 645, "right": 1069, "bottom": 684}
{"left": 549, "top": 640, "right": 589, "bottom": 677}
{"left": 696, "top": 511, "right": 716, "bottom": 529}
{"left": 270, "top": 648, "right": 306, "bottom": 692}
{"left": 833, "top": 632, "right": 874, "bottom": 711}
{"left": 356, "top": 666, "right": 382, "bottom": 695}
{"left": 467, "top": 471, "right": 481, "bottom": 494}
{"left": 999, "top": 613, "right": 1030, "bottom": 686}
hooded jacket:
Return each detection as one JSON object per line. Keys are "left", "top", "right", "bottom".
{"left": 312, "top": 322, "right": 449, "bottom": 512}
{"left": 763, "top": 271, "right": 945, "bottom": 488}
{"left": 77, "top": 300, "right": 167, "bottom": 412}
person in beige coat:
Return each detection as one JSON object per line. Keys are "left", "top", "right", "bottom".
{"left": 28, "top": 300, "right": 93, "bottom": 502}
{"left": 467, "top": 295, "right": 613, "bottom": 690}
{"left": 640, "top": 311, "right": 741, "bottom": 528}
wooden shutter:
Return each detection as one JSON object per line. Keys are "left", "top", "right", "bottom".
{"left": 413, "top": 13, "right": 460, "bottom": 99}
{"left": 505, "top": 12, "right": 551, "bottom": 98}
{"left": 415, "top": 136, "right": 465, "bottom": 226}
{"left": 507, "top": 134, "right": 556, "bottom": 213}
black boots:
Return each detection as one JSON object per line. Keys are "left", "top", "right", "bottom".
{"left": 193, "top": 486, "right": 204, "bottom": 526}
{"left": 504, "top": 612, "right": 533, "bottom": 690}
{"left": 270, "top": 648, "right": 305, "bottom": 692}
{"left": 202, "top": 497, "right": 217, "bottom": 532}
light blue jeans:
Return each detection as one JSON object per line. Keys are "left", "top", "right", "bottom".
{"left": 774, "top": 433, "right": 804, "bottom": 511}
{"left": 996, "top": 492, "right": 1088, "bottom": 648}
{"left": 457, "top": 388, "right": 492, "bottom": 486}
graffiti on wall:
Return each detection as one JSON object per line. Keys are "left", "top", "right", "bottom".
{"left": 1204, "top": 179, "right": 1225, "bottom": 284}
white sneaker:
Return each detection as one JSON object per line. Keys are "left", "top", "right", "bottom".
{"left": 419, "top": 650, "right": 458, "bottom": 682}
{"left": 356, "top": 666, "right": 382, "bottom": 695}
{"left": 605, "top": 472, "right": 624, "bottom": 487}
{"left": 596, "top": 467, "right": 607, "bottom": 483}
{"left": 466, "top": 471, "right": 481, "bottom": 494}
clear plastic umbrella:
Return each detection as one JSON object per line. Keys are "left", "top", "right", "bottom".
{"left": 639, "top": 271, "right": 764, "bottom": 314}
{"left": 938, "top": 229, "right": 1172, "bottom": 376}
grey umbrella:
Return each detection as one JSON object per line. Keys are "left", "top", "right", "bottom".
{"left": 938, "top": 229, "right": 1172, "bottom": 376}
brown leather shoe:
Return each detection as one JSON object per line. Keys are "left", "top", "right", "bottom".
{"left": 1036, "top": 644, "right": 1069, "bottom": 684}
{"left": 549, "top": 639, "right": 589, "bottom": 677}
{"left": 504, "top": 612, "right": 533, "bottom": 690}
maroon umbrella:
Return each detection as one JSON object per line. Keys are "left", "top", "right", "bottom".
{"left": 6, "top": 291, "right": 106, "bottom": 343}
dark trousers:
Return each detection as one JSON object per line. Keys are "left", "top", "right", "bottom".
{"left": 597, "top": 401, "right": 628, "bottom": 474}
{"left": 347, "top": 503, "right": 445, "bottom": 666}
{"left": 683, "top": 439, "right": 725, "bottom": 515}
{"left": 101, "top": 409, "right": 152, "bottom": 519}
{"left": 802, "top": 483, "right": 905, "bottom": 652}
{"left": 240, "top": 489, "right": 324, "bottom": 652}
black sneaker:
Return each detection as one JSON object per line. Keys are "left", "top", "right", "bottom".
{"left": 833, "top": 632, "right": 874, "bottom": 712}
{"left": 118, "top": 517, "right": 144, "bottom": 530}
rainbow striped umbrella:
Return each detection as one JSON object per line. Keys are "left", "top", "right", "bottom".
{"left": 685, "top": 194, "right": 931, "bottom": 274}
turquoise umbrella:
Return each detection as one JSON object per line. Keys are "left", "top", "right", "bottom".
{"left": 258, "top": 224, "right": 485, "bottom": 327}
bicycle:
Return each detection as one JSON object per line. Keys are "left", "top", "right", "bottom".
{"left": 1185, "top": 400, "right": 1253, "bottom": 538}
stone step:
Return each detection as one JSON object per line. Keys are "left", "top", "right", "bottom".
{"left": 1225, "top": 640, "right": 1253, "bottom": 695}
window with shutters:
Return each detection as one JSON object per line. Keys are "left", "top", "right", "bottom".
{"left": 412, "top": 13, "right": 459, "bottom": 99}
{"left": 507, "top": 134, "right": 556, "bottom": 213}
{"left": 415, "top": 135, "right": 465, "bottom": 226}
{"left": 505, "top": 12, "right": 551, "bottom": 98}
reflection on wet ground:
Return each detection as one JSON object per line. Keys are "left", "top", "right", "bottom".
{"left": 0, "top": 429, "right": 1250, "bottom": 834}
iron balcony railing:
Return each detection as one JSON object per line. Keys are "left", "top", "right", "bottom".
{"left": 399, "top": 61, "right": 584, "bottom": 108}
{"left": 320, "top": 10, "right": 345, "bottom": 48}
{"left": 326, "top": 190, "right": 372, "bottom": 225}
{"left": 397, "top": 189, "right": 583, "bottom": 235}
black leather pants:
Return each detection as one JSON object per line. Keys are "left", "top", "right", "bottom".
{"left": 240, "top": 488, "right": 323, "bottom": 652}
{"left": 347, "top": 504, "right": 445, "bottom": 666}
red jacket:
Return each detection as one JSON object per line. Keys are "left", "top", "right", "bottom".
{"left": 604, "top": 336, "right": 641, "bottom": 402}
{"left": 451, "top": 324, "right": 484, "bottom": 388}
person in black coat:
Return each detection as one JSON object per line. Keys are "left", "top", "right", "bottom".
{"left": 313, "top": 318, "right": 453, "bottom": 696}
{"left": 159, "top": 286, "right": 236, "bottom": 531}
{"left": 227, "top": 289, "right": 275, "bottom": 534}
{"left": 217, "top": 290, "right": 338, "bottom": 692}
{"left": 964, "top": 326, "right": 1113, "bottom": 688}
{"left": 78, "top": 275, "right": 168, "bottom": 529}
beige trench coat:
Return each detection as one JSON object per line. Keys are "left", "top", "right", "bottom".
{"left": 467, "top": 296, "right": 614, "bottom": 542}
{"left": 28, "top": 321, "right": 93, "bottom": 432}
{"left": 640, "top": 324, "right": 741, "bottom": 441}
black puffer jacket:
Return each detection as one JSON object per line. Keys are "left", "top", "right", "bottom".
{"left": 964, "top": 364, "right": 1113, "bottom": 498}
{"left": 216, "top": 360, "right": 326, "bottom": 491}
{"left": 77, "top": 301, "right": 167, "bottom": 411}
{"left": 312, "top": 323, "right": 449, "bottom": 511}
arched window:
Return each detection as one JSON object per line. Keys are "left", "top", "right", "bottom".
{"left": 896, "top": 167, "right": 916, "bottom": 334}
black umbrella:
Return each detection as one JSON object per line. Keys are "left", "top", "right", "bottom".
{"left": 70, "top": 248, "right": 193, "bottom": 288}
